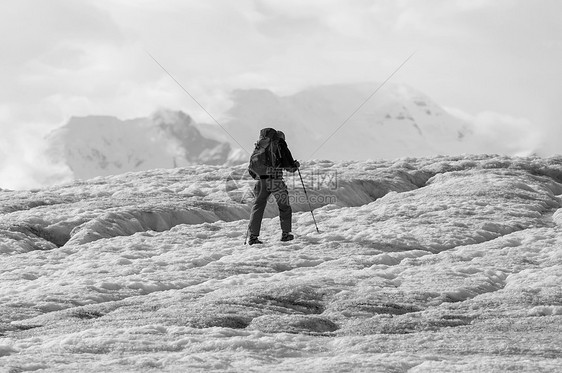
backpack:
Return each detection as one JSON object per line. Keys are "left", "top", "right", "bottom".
{"left": 248, "top": 128, "right": 282, "bottom": 179}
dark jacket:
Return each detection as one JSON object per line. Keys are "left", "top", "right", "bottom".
{"left": 276, "top": 138, "right": 297, "bottom": 171}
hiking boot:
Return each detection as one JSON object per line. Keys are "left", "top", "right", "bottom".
{"left": 281, "top": 232, "right": 294, "bottom": 242}
{"left": 248, "top": 235, "right": 263, "bottom": 245}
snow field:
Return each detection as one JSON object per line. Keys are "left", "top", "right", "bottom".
{"left": 1, "top": 154, "right": 562, "bottom": 372}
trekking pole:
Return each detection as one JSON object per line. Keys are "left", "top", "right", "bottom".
{"left": 297, "top": 167, "right": 320, "bottom": 233}
{"left": 244, "top": 182, "right": 258, "bottom": 245}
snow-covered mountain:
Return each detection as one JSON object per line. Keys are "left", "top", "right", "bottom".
{"left": 222, "top": 83, "right": 479, "bottom": 161}
{"left": 46, "top": 110, "right": 239, "bottom": 180}
{"left": 46, "top": 83, "right": 490, "bottom": 182}
{"left": 1, "top": 155, "right": 561, "bottom": 372}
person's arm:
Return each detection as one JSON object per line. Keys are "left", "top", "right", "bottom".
{"left": 278, "top": 139, "right": 299, "bottom": 172}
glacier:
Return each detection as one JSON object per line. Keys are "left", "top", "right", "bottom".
{"left": 1, "top": 154, "right": 561, "bottom": 372}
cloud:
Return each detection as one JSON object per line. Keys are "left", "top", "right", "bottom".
{"left": 446, "top": 107, "right": 545, "bottom": 156}
{"left": 472, "top": 112, "right": 543, "bottom": 156}
{"left": 0, "top": 112, "right": 72, "bottom": 190}
{"left": 0, "top": 0, "right": 128, "bottom": 188}
{"left": 0, "top": 0, "right": 560, "bottom": 188}
{"left": 0, "top": 0, "right": 129, "bottom": 122}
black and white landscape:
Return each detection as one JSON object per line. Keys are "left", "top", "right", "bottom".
{"left": 1, "top": 1, "right": 561, "bottom": 372}
{"left": 1, "top": 155, "right": 562, "bottom": 371}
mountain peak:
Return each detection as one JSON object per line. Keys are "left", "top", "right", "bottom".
{"left": 222, "top": 83, "right": 473, "bottom": 160}
{"left": 46, "top": 110, "right": 237, "bottom": 180}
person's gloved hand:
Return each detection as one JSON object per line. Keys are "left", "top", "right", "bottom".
{"left": 287, "top": 160, "right": 300, "bottom": 173}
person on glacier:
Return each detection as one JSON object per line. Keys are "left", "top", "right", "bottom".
{"left": 247, "top": 128, "right": 300, "bottom": 245}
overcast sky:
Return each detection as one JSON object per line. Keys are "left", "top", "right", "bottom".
{"left": 1, "top": 0, "right": 561, "bottom": 188}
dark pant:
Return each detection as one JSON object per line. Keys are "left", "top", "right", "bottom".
{"left": 249, "top": 178, "right": 292, "bottom": 237}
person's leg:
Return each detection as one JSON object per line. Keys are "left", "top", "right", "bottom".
{"left": 270, "top": 179, "right": 292, "bottom": 235}
{"left": 248, "top": 179, "right": 270, "bottom": 238}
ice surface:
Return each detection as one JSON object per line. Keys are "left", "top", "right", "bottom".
{"left": 1, "top": 154, "right": 561, "bottom": 372}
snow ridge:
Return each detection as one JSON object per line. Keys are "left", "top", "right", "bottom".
{"left": 1, "top": 154, "right": 562, "bottom": 372}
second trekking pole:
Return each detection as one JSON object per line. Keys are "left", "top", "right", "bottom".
{"left": 297, "top": 167, "right": 320, "bottom": 233}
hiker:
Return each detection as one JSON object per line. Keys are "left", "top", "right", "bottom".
{"left": 247, "top": 128, "right": 300, "bottom": 245}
